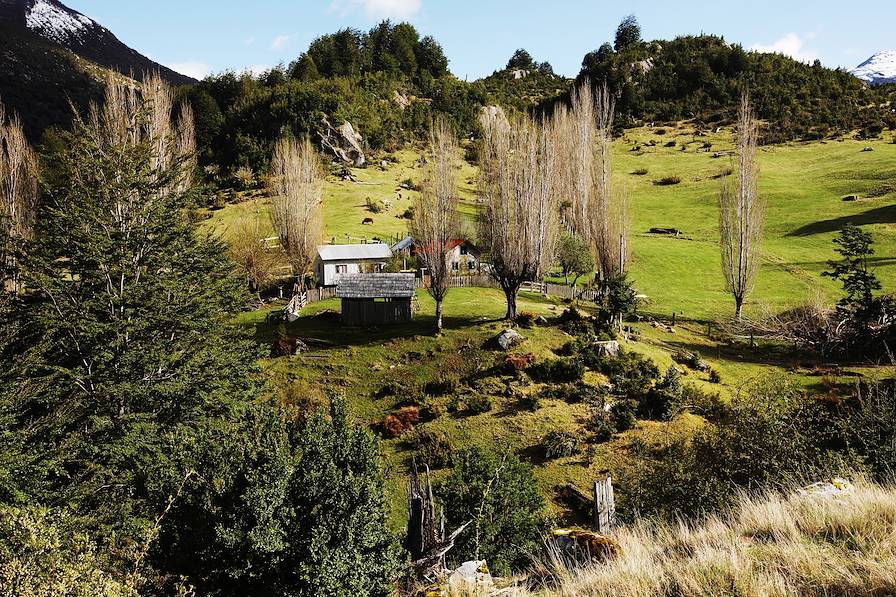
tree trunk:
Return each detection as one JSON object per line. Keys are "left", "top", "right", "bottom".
{"left": 503, "top": 286, "right": 519, "bottom": 321}
{"left": 734, "top": 296, "right": 744, "bottom": 321}
{"left": 435, "top": 299, "right": 443, "bottom": 333}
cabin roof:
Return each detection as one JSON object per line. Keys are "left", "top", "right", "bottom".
{"left": 318, "top": 243, "right": 392, "bottom": 261}
{"left": 336, "top": 273, "right": 416, "bottom": 299}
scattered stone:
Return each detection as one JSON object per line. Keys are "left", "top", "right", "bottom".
{"left": 493, "top": 329, "right": 525, "bottom": 351}
{"left": 362, "top": 217, "right": 374, "bottom": 225}
{"left": 447, "top": 561, "right": 493, "bottom": 592}
{"left": 843, "top": 195, "right": 860, "bottom": 201}
{"left": 393, "top": 90, "right": 410, "bottom": 110}
{"left": 799, "top": 477, "right": 853, "bottom": 497}
{"left": 862, "top": 146, "right": 874, "bottom": 152}
{"left": 592, "top": 340, "right": 620, "bottom": 358}
{"left": 535, "top": 315, "right": 549, "bottom": 325}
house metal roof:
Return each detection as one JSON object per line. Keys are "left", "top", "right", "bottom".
{"left": 393, "top": 236, "right": 415, "bottom": 251}
{"left": 318, "top": 243, "right": 392, "bottom": 261}
{"left": 336, "top": 273, "right": 416, "bottom": 299}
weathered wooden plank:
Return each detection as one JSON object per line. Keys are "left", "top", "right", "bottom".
{"left": 594, "top": 476, "right": 616, "bottom": 534}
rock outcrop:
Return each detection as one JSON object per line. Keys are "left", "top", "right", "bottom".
{"left": 319, "top": 116, "right": 366, "bottom": 167}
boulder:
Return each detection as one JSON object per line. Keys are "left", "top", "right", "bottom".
{"left": 447, "top": 561, "right": 493, "bottom": 592}
{"left": 592, "top": 340, "right": 620, "bottom": 358}
{"left": 493, "top": 329, "right": 525, "bottom": 350}
{"left": 862, "top": 146, "right": 874, "bottom": 152}
{"left": 393, "top": 90, "right": 410, "bottom": 110}
{"left": 318, "top": 116, "right": 366, "bottom": 167}
{"left": 843, "top": 195, "right": 860, "bottom": 202}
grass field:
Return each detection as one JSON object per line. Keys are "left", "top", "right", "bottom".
{"left": 211, "top": 127, "right": 896, "bottom": 321}
{"left": 220, "top": 127, "right": 895, "bottom": 528}
{"left": 236, "top": 287, "right": 892, "bottom": 529}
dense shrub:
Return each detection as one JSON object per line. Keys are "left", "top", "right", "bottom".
{"left": 528, "top": 359, "right": 586, "bottom": 384}
{"left": 654, "top": 175, "right": 682, "bottom": 186}
{"left": 423, "top": 376, "right": 459, "bottom": 397}
{"left": 383, "top": 406, "right": 420, "bottom": 437}
{"left": 408, "top": 427, "right": 454, "bottom": 469}
{"left": 503, "top": 352, "right": 537, "bottom": 373}
{"left": 543, "top": 430, "right": 581, "bottom": 459}
{"left": 518, "top": 392, "right": 542, "bottom": 411}
{"left": 540, "top": 382, "right": 599, "bottom": 404}
{"left": 441, "top": 446, "right": 550, "bottom": 575}
{"left": 588, "top": 408, "right": 616, "bottom": 443}
{"left": 155, "top": 399, "right": 400, "bottom": 595}
{"left": 609, "top": 399, "right": 638, "bottom": 432}
{"left": 465, "top": 394, "right": 493, "bottom": 415}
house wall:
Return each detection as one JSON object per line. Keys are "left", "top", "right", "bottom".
{"left": 317, "top": 259, "right": 386, "bottom": 286}
{"left": 341, "top": 297, "right": 412, "bottom": 326}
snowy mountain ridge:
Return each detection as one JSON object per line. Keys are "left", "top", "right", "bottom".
{"left": 25, "top": 0, "right": 101, "bottom": 44}
{"left": 851, "top": 50, "right": 896, "bottom": 86}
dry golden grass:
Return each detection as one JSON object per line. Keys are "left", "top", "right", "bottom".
{"left": 485, "top": 482, "right": 896, "bottom": 596}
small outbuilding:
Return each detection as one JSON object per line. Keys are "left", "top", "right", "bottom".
{"left": 336, "top": 273, "right": 416, "bottom": 326}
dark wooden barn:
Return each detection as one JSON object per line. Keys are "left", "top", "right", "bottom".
{"left": 336, "top": 273, "right": 415, "bottom": 326}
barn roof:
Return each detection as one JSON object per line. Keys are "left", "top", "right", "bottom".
{"left": 336, "top": 273, "right": 416, "bottom": 299}
{"left": 318, "top": 243, "right": 392, "bottom": 261}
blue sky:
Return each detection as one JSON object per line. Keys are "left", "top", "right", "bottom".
{"left": 67, "top": 0, "right": 895, "bottom": 80}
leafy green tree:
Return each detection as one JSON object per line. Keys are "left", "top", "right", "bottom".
{"left": 557, "top": 233, "right": 594, "bottom": 287}
{"left": 507, "top": 48, "right": 536, "bottom": 70}
{"left": 0, "top": 505, "right": 137, "bottom": 596}
{"left": 823, "top": 224, "right": 881, "bottom": 312}
{"left": 614, "top": 15, "right": 642, "bottom": 51}
{"left": 154, "top": 399, "right": 399, "bottom": 596}
{"left": 440, "top": 446, "right": 550, "bottom": 575}
{"left": 822, "top": 224, "right": 895, "bottom": 357}
{"left": 291, "top": 53, "right": 321, "bottom": 82}
{"left": 3, "top": 82, "right": 261, "bottom": 547}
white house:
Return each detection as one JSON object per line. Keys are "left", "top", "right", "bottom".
{"left": 315, "top": 243, "right": 393, "bottom": 286}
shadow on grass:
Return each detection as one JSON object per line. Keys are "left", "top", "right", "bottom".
{"left": 787, "top": 204, "right": 896, "bottom": 237}
{"left": 661, "top": 338, "right": 814, "bottom": 368}
{"left": 239, "top": 309, "right": 507, "bottom": 350}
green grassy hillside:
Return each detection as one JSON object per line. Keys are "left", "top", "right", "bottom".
{"left": 211, "top": 128, "right": 896, "bottom": 321}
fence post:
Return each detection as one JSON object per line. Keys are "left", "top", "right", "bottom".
{"left": 593, "top": 476, "right": 616, "bottom": 534}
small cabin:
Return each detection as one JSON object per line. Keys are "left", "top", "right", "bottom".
{"left": 336, "top": 273, "right": 415, "bottom": 327}
{"left": 316, "top": 243, "right": 393, "bottom": 286}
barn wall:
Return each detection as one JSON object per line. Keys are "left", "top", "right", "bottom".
{"left": 341, "top": 298, "right": 412, "bottom": 326}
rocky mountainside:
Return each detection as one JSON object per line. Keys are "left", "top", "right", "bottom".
{"left": 851, "top": 50, "right": 896, "bottom": 86}
{"left": 0, "top": 0, "right": 194, "bottom": 85}
{"left": 0, "top": 0, "right": 194, "bottom": 139}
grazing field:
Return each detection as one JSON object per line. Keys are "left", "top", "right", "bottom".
{"left": 211, "top": 127, "right": 896, "bottom": 321}
{"left": 236, "top": 287, "right": 890, "bottom": 528}
{"left": 218, "top": 125, "right": 896, "bottom": 527}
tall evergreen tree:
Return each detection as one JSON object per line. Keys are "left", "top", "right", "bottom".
{"left": 2, "top": 77, "right": 259, "bottom": 539}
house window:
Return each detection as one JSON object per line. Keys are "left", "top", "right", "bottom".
{"left": 460, "top": 245, "right": 469, "bottom": 256}
{"left": 336, "top": 264, "right": 348, "bottom": 274}
{"left": 452, "top": 262, "right": 460, "bottom": 271}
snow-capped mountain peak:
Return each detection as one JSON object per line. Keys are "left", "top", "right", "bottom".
{"left": 25, "top": 0, "right": 97, "bottom": 44}
{"left": 851, "top": 50, "right": 896, "bottom": 86}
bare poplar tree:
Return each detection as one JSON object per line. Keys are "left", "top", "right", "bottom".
{"left": 268, "top": 136, "right": 324, "bottom": 291}
{"left": 90, "top": 72, "right": 196, "bottom": 197}
{"left": 0, "top": 100, "right": 39, "bottom": 294}
{"left": 553, "top": 81, "right": 627, "bottom": 280}
{"left": 720, "top": 91, "right": 763, "bottom": 320}
{"left": 479, "top": 108, "right": 559, "bottom": 320}
{"left": 413, "top": 119, "right": 460, "bottom": 333}
{"left": 590, "top": 82, "right": 627, "bottom": 278}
